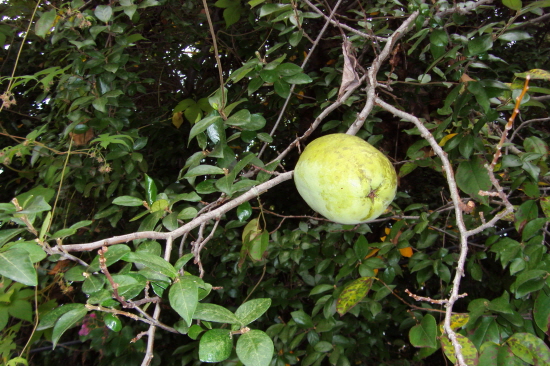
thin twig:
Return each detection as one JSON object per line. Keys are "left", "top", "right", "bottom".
{"left": 51, "top": 172, "right": 294, "bottom": 253}
{"left": 346, "top": 10, "right": 419, "bottom": 135}
{"left": 257, "top": 0, "right": 345, "bottom": 159}
{"left": 201, "top": 0, "right": 225, "bottom": 113}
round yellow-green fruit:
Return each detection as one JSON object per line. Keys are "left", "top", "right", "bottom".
{"left": 294, "top": 133, "right": 397, "bottom": 224}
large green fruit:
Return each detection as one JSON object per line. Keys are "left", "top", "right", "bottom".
{"left": 294, "top": 133, "right": 397, "bottom": 224}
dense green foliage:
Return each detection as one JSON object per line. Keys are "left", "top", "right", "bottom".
{"left": 1, "top": 0, "right": 550, "bottom": 365}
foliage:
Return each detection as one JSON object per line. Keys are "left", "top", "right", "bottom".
{"left": 1, "top": 0, "right": 550, "bottom": 365}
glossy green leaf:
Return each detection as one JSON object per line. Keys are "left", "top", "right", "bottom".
{"left": 273, "top": 79, "right": 290, "bottom": 98}
{"left": 336, "top": 277, "right": 374, "bottom": 316}
{"left": 104, "top": 314, "right": 122, "bottom": 332}
{"left": 0, "top": 248, "right": 37, "bottom": 286}
{"left": 169, "top": 277, "right": 198, "bottom": 326}
{"left": 199, "top": 329, "right": 232, "bottom": 362}
{"left": 409, "top": 314, "right": 437, "bottom": 348}
{"left": 52, "top": 306, "right": 87, "bottom": 347}
{"left": 144, "top": 174, "right": 157, "bottom": 205}
{"left": 112, "top": 196, "right": 143, "bottom": 206}
{"left": 174, "top": 253, "right": 194, "bottom": 270}
{"left": 291, "top": 310, "right": 313, "bottom": 328}
{"left": 455, "top": 156, "right": 492, "bottom": 205}
{"left": 236, "top": 202, "right": 252, "bottom": 222}
{"left": 194, "top": 303, "right": 240, "bottom": 324}
{"left": 236, "top": 330, "right": 274, "bottom": 366}
{"left": 189, "top": 115, "right": 222, "bottom": 142}
{"left": 184, "top": 165, "right": 225, "bottom": 178}
{"left": 37, "top": 304, "right": 86, "bottom": 331}
{"left": 468, "top": 35, "right": 493, "bottom": 55}
{"left": 235, "top": 298, "right": 271, "bottom": 326}
{"left": 122, "top": 252, "right": 177, "bottom": 278}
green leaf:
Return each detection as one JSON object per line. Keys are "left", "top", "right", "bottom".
{"left": 169, "top": 277, "right": 198, "bottom": 326}
{"left": 89, "top": 244, "right": 131, "bottom": 271}
{"left": 112, "top": 195, "right": 143, "bottom": 206}
{"left": 122, "top": 252, "right": 177, "bottom": 278}
{"left": 18, "top": 196, "right": 51, "bottom": 214}
{"left": 534, "top": 289, "right": 550, "bottom": 332}
{"left": 194, "top": 303, "right": 240, "bottom": 324}
{"left": 0, "top": 248, "right": 37, "bottom": 286}
{"left": 199, "top": 329, "right": 233, "bottom": 362}
{"left": 82, "top": 274, "right": 105, "bottom": 294}
{"left": 95, "top": 5, "right": 113, "bottom": 22}
{"left": 243, "top": 114, "right": 267, "bottom": 131}
{"left": 468, "top": 82, "right": 490, "bottom": 112}
{"left": 273, "top": 79, "right": 290, "bottom": 98}
{"left": 52, "top": 306, "right": 88, "bottom": 348}
{"left": 0, "top": 229, "right": 25, "bottom": 247}
{"left": 508, "top": 333, "right": 550, "bottom": 365}
{"left": 336, "top": 277, "right": 374, "bottom": 316}
{"left": 236, "top": 330, "right": 274, "bottom": 366}
{"left": 259, "top": 3, "right": 292, "bottom": 17}
{"left": 104, "top": 314, "right": 122, "bottom": 332}
{"left": 144, "top": 174, "right": 158, "bottom": 206}
{"left": 290, "top": 310, "right": 314, "bottom": 328}
{"left": 309, "top": 284, "right": 334, "bottom": 296}
{"left": 237, "top": 202, "right": 252, "bottom": 222}
{"left": 35, "top": 9, "right": 57, "bottom": 38}
{"left": 441, "top": 333, "right": 479, "bottom": 365}
{"left": 455, "top": 156, "right": 492, "bottom": 205}
{"left": 468, "top": 35, "right": 493, "bottom": 56}
{"left": 37, "top": 304, "right": 85, "bottom": 331}
{"left": 223, "top": 5, "right": 242, "bottom": 27}
{"left": 235, "top": 298, "right": 271, "bottom": 326}
{"left": 248, "top": 230, "right": 269, "bottom": 261}
{"left": 92, "top": 96, "right": 108, "bottom": 112}
{"left": 499, "top": 30, "right": 531, "bottom": 42}
{"left": 189, "top": 115, "right": 223, "bottom": 142}
{"left": 502, "top": 0, "right": 522, "bottom": 11}
{"left": 226, "top": 109, "right": 251, "bottom": 126}
{"left": 409, "top": 314, "right": 437, "bottom": 348}
{"left": 184, "top": 165, "right": 225, "bottom": 178}
{"left": 282, "top": 73, "right": 312, "bottom": 84}
{"left": 276, "top": 63, "right": 302, "bottom": 76}
{"left": 430, "top": 28, "right": 448, "bottom": 47}
{"left": 174, "top": 253, "right": 194, "bottom": 270}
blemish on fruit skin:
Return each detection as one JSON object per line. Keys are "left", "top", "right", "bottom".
{"left": 294, "top": 134, "right": 397, "bottom": 224}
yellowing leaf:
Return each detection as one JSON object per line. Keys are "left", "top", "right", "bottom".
{"left": 515, "top": 69, "right": 550, "bottom": 80}
{"left": 438, "top": 133, "right": 457, "bottom": 147}
{"left": 364, "top": 248, "right": 379, "bottom": 259}
{"left": 172, "top": 112, "right": 184, "bottom": 128}
{"left": 399, "top": 247, "right": 413, "bottom": 258}
{"left": 336, "top": 277, "right": 374, "bottom": 316}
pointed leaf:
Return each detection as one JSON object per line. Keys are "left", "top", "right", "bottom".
{"left": 52, "top": 306, "right": 87, "bottom": 348}
{"left": 409, "top": 314, "right": 437, "bottom": 348}
{"left": 236, "top": 330, "right": 274, "bottom": 366}
{"left": 122, "top": 252, "right": 177, "bottom": 278}
{"left": 336, "top": 277, "right": 374, "bottom": 315}
{"left": 194, "top": 303, "right": 240, "bottom": 324}
{"left": 169, "top": 277, "right": 198, "bottom": 326}
{"left": 235, "top": 298, "right": 271, "bottom": 326}
{"left": 0, "top": 248, "right": 37, "bottom": 286}
{"left": 35, "top": 9, "right": 57, "bottom": 38}
{"left": 95, "top": 5, "right": 113, "bottom": 22}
